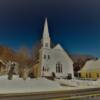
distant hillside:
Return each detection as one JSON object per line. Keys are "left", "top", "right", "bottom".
{"left": 71, "top": 54, "right": 97, "bottom": 72}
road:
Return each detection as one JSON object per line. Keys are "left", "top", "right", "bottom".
{"left": 0, "top": 88, "right": 100, "bottom": 100}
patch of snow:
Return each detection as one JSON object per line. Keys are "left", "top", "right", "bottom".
{"left": 0, "top": 76, "right": 62, "bottom": 94}
{"left": 56, "top": 78, "right": 99, "bottom": 87}
{"left": 0, "top": 75, "right": 21, "bottom": 80}
{"left": 0, "top": 75, "right": 100, "bottom": 94}
{"left": 56, "top": 79, "right": 78, "bottom": 87}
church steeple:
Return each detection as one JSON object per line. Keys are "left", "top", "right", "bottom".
{"left": 42, "top": 18, "right": 50, "bottom": 49}
{"left": 43, "top": 18, "right": 50, "bottom": 38}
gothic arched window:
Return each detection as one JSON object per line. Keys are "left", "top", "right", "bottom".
{"left": 56, "top": 62, "right": 63, "bottom": 73}
{"left": 48, "top": 55, "right": 50, "bottom": 59}
{"left": 56, "top": 64, "right": 57, "bottom": 72}
{"left": 44, "top": 55, "right": 46, "bottom": 59}
{"left": 43, "top": 66, "right": 44, "bottom": 71}
{"left": 60, "top": 64, "right": 62, "bottom": 73}
{"left": 58, "top": 63, "right": 60, "bottom": 73}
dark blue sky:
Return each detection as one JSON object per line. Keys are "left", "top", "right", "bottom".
{"left": 0, "top": 0, "right": 100, "bottom": 57}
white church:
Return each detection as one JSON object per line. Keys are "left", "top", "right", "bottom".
{"left": 35, "top": 18, "right": 74, "bottom": 79}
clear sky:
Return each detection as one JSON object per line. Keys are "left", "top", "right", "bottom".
{"left": 0, "top": 0, "right": 100, "bottom": 57}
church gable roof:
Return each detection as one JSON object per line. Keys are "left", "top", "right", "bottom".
{"left": 53, "top": 44, "right": 73, "bottom": 64}
{"left": 53, "top": 44, "right": 64, "bottom": 51}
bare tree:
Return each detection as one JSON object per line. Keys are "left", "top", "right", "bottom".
{"left": 16, "top": 46, "right": 32, "bottom": 79}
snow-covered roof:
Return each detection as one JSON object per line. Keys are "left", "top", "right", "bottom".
{"left": 80, "top": 59, "right": 100, "bottom": 72}
{"left": 0, "top": 59, "right": 5, "bottom": 65}
{"left": 53, "top": 44, "right": 73, "bottom": 64}
{"left": 53, "top": 44, "right": 64, "bottom": 51}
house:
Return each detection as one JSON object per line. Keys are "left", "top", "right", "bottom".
{"left": 33, "top": 18, "right": 74, "bottom": 79}
{"left": 0, "top": 60, "right": 7, "bottom": 75}
{"left": 78, "top": 59, "right": 100, "bottom": 79}
{"left": 0, "top": 60, "right": 19, "bottom": 75}
{"left": 6, "top": 61, "right": 19, "bottom": 75}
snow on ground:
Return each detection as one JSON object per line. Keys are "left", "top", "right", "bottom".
{"left": 55, "top": 78, "right": 100, "bottom": 87}
{"left": 0, "top": 75, "right": 63, "bottom": 94}
{"left": 0, "top": 75, "right": 22, "bottom": 80}
{"left": 0, "top": 75, "right": 100, "bottom": 94}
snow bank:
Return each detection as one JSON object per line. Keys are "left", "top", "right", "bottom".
{"left": 56, "top": 79, "right": 78, "bottom": 87}
{"left": 1, "top": 75, "right": 99, "bottom": 94}
{"left": 56, "top": 79, "right": 99, "bottom": 87}
{"left": 0, "top": 76, "right": 62, "bottom": 94}
{"left": 0, "top": 75, "right": 21, "bottom": 80}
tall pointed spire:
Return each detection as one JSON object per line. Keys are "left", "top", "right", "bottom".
{"left": 43, "top": 18, "right": 50, "bottom": 38}
{"left": 42, "top": 18, "right": 51, "bottom": 49}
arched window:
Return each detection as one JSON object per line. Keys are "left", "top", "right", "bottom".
{"left": 44, "top": 55, "right": 46, "bottom": 59}
{"left": 56, "top": 64, "right": 58, "bottom": 73}
{"left": 43, "top": 66, "right": 45, "bottom": 71}
{"left": 44, "top": 55, "right": 50, "bottom": 60}
{"left": 56, "top": 62, "right": 63, "bottom": 73}
{"left": 60, "top": 64, "right": 62, "bottom": 73}
{"left": 48, "top": 55, "right": 50, "bottom": 59}
{"left": 58, "top": 63, "right": 60, "bottom": 73}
